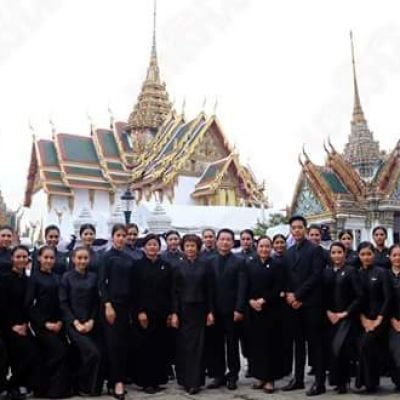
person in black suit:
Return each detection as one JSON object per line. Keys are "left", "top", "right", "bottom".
{"left": 323, "top": 242, "right": 362, "bottom": 394}
{"left": 338, "top": 230, "right": 360, "bottom": 268}
{"left": 59, "top": 246, "right": 104, "bottom": 396}
{"left": 0, "top": 225, "right": 13, "bottom": 275}
{"left": 282, "top": 215, "right": 326, "bottom": 396}
{"left": 99, "top": 224, "right": 136, "bottom": 400}
{"left": 133, "top": 234, "right": 172, "bottom": 394}
{"left": 171, "top": 234, "right": 215, "bottom": 395}
{"left": 207, "top": 228, "right": 247, "bottom": 391}
{"left": 308, "top": 224, "right": 330, "bottom": 268}
{"left": 0, "top": 246, "right": 40, "bottom": 400}
{"left": 246, "top": 236, "right": 285, "bottom": 393}
{"left": 200, "top": 228, "right": 218, "bottom": 262}
{"left": 125, "top": 223, "right": 143, "bottom": 260}
{"left": 25, "top": 245, "right": 71, "bottom": 398}
{"left": 388, "top": 244, "right": 400, "bottom": 390}
{"left": 31, "top": 225, "right": 69, "bottom": 276}
{"left": 372, "top": 226, "right": 391, "bottom": 269}
{"left": 357, "top": 241, "right": 392, "bottom": 393}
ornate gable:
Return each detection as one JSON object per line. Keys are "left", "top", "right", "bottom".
{"left": 292, "top": 177, "right": 326, "bottom": 217}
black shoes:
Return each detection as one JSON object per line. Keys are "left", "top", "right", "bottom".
{"left": 6, "top": 389, "right": 26, "bottom": 400}
{"left": 336, "top": 384, "right": 348, "bottom": 394}
{"left": 207, "top": 378, "right": 225, "bottom": 389}
{"left": 226, "top": 379, "right": 237, "bottom": 390}
{"left": 306, "top": 383, "right": 326, "bottom": 396}
{"left": 282, "top": 379, "right": 305, "bottom": 391}
{"left": 187, "top": 387, "right": 200, "bottom": 395}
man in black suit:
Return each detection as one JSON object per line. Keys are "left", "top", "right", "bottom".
{"left": 207, "top": 228, "right": 247, "bottom": 391}
{"left": 282, "top": 215, "right": 326, "bottom": 396}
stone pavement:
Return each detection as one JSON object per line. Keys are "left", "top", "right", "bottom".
{"left": 93, "top": 376, "right": 399, "bottom": 400}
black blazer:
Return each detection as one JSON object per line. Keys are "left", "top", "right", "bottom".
{"left": 246, "top": 256, "right": 284, "bottom": 307}
{"left": 283, "top": 239, "right": 324, "bottom": 307}
{"left": 323, "top": 265, "right": 363, "bottom": 316}
{"left": 359, "top": 266, "right": 392, "bottom": 320}
{"left": 172, "top": 257, "right": 214, "bottom": 314}
{"left": 209, "top": 252, "right": 247, "bottom": 314}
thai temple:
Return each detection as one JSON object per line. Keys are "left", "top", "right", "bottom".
{"left": 291, "top": 33, "right": 400, "bottom": 246}
{"left": 23, "top": 4, "right": 268, "bottom": 239}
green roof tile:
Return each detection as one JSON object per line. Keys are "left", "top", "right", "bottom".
{"left": 321, "top": 171, "right": 349, "bottom": 194}
{"left": 60, "top": 136, "right": 99, "bottom": 163}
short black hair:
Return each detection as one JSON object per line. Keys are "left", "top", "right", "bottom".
{"left": 389, "top": 244, "right": 400, "bottom": 256}
{"left": 142, "top": 233, "right": 161, "bottom": 247}
{"left": 257, "top": 235, "right": 272, "bottom": 247}
{"left": 240, "top": 229, "right": 254, "bottom": 239}
{"left": 165, "top": 230, "right": 180, "bottom": 239}
{"left": 11, "top": 245, "right": 29, "bottom": 256}
{"left": 357, "top": 241, "right": 375, "bottom": 253}
{"left": 112, "top": 223, "right": 127, "bottom": 237}
{"left": 372, "top": 226, "right": 387, "bottom": 237}
{"left": 181, "top": 234, "right": 202, "bottom": 252}
{"left": 38, "top": 245, "right": 55, "bottom": 257}
{"left": 272, "top": 233, "right": 286, "bottom": 243}
{"left": 79, "top": 223, "right": 96, "bottom": 237}
{"left": 338, "top": 229, "right": 353, "bottom": 240}
{"left": 217, "top": 228, "right": 235, "bottom": 241}
{"left": 330, "top": 241, "right": 346, "bottom": 253}
{"left": 0, "top": 225, "right": 14, "bottom": 233}
{"left": 289, "top": 215, "right": 307, "bottom": 227}
{"left": 202, "top": 228, "right": 216, "bottom": 237}
{"left": 71, "top": 246, "right": 90, "bottom": 258}
{"left": 308, "top": 224, "right": 322, "bottom": 234}
{"left": 126, "top": 223, "right": 139, "bottom": 232}
{"left": 44, "top": 225, "right": 60, "bottom": 237}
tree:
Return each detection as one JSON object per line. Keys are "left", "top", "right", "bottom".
{"left": 253, "top": 212, "right": 288, "bottom": 236}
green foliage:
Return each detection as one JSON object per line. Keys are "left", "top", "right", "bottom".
{"left": 253, "top": 213, "right": 288, "bottom": 236}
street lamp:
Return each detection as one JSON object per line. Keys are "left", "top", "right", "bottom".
{"left": 121, "top": 187, "right": 135, "bottom": 224}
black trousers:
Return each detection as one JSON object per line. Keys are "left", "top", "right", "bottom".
{"left": 67, "top": 326, "right": 103, "bottom": 395}
{"left": 35, "top": 331, "right": 71, "bottom": 398}
{"left": 287, "top": 306, "right": 326, "bottom": 386}
{"left": 0, "top": 338, "right": 7, "bottom": 392}
{"left": 4, "top": 332, "right": 40, "bottom": 391}
{"left": 103, "top": 303, "right": 131, "bottom": 384}
{"left": 208, "top": 312, "right": 240, "bottom": 381}
{"left": 389, "top": 327, "right": 400, "bottom": 387}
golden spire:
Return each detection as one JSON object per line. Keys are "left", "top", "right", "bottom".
{"left": 127, "top": 0, "right": 173, "bottom": 132}
{"left": 350, "top": 31, "right": 366, "bottom": 124}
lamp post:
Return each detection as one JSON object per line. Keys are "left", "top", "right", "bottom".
{"left": 121, "top": 187, "right": 135, "bottom": 224}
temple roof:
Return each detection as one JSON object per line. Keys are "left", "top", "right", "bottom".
{"left": 126, "top": 2, "right": 173, "bottom": 131}
{"left": 24, "top": 111, "right": 267, "bottom": 208}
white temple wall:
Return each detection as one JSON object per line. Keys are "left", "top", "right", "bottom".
{"left": 173, "top": 176, "right": 197, "bottom": 205}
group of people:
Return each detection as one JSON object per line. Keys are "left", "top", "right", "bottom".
{"left": 0, "top": 217, "right": 399, "bottom": 399}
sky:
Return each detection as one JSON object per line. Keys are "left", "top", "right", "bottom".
{"left": 1, "top": 0, "right": 400, "bottom": 212}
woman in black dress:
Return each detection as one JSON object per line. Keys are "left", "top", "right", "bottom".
{"left": 32, "top": 225, "right": 68, "bottom": 276}
{"left": 171, "top": 234, "right": 214, "bottom": 394}
{"left": 338, "top": 230, "right": 359, "bottom": 268}
{"left": 0, "top": 245, "right": 40, "bottom": 400}
{"left": 161, "top": 230, "right": 183, "bottom": 267}
{"left": 323, "top": 242, "right": 362, "bottom": 394}
{"left": 133, "top": 234, "right": 172, "bottom": 394}
{"left": 125, "top": 223, "right": 142, "bottom": 260}
{"left": 59, "top": 246, "right": 103, "bottom": 396}
{"left": 99, "top": 224, "right": 135, "bottom": 400}
{"left": 372, "top": 226, "right": 390, "bottom": 269}
{"left": 357, "top": 241, "right": 392, "bottom": 393}
{"left": 25, "top": 245, "right": 71, "bottom": 398}
{"left": 0, "top": 225, "right": 13, "bottom": 274}
{"left": 246, "top": 236, "right": 284, "bottom": 393}
{"left": 388, "top": 244, "right": 400, "bottom": 390}
{"left": 75, "top": 224, "right": 102, "bottom": 275}
{"left": 272, "top": 234, "right": 286, "bottom": 262}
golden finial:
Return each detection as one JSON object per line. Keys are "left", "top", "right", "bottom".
{"left": 201, "top": 97, "right": 207, "bottom": 112}
{"left": 350, "top": 31, "right": 366, "bottom": 124}
{"left": 28, "top": 119, "right": 36, "bottom": 141}
{"left": 49, "top": 116, "right": 56, "bottom": 139}
{"left": 327, "top": 136, "right": 336, "bottom": 153}
{"left": 86, "top": 109, "right": 94, "bottom": 136}
{"left": 302, "top": 144, "right": 310, "bottom": 161}
{"left": 298, "top": 153, "right": 305, "bottom": 168}
{"left": 181, "top": 98, "right": 186, "bottom": 116}
{"left": 212, "top": 98, "right": 218, "bottom": 116}
{"left": 323, "top": 140, "right": 330, "bottom": 155}
{"left": 108, "top": 105, "right": 114, "bottom": 128}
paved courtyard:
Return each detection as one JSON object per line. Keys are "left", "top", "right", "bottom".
{"left": 91, "top": 375, "right": 399, "bottom": 400}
